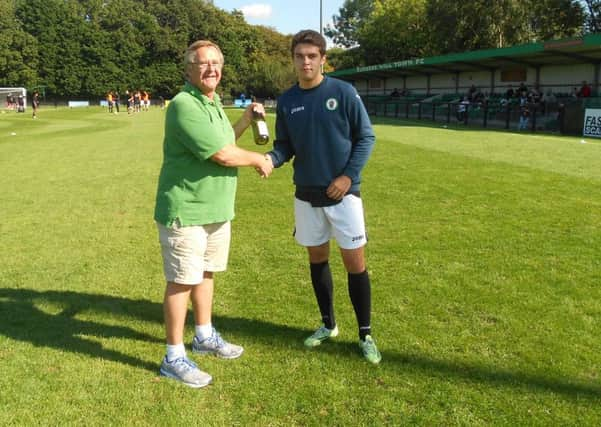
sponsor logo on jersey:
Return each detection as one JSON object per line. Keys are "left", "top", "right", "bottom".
{"left": 326, "top": 98, "right": 338, "bottom": 111}
{"left": 291, "top": 106, "right": 305, "bottom": 115}
{"left": 351, "top": 234, "right": 365, "bottom": 242}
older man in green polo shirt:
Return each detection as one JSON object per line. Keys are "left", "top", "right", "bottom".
{"left": 154, "top": 40, "right": 272, "bottom": 388}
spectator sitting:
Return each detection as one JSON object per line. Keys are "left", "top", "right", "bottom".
{"left": 505, "top": 85, "right": 515, "bottom": 99}
{"left": 578, "top": 81, "right": 592, "bottom": 98}
{"left": 518, "top": 82, "right": 528, "bottom": 94}
{"left": 542, "top": 89, "right": 556, "bottom": 104}
{"left": 390, "top": 88, "right": 401, "bottom": 98}
{"left": 530, "top": 85, "right": 542, "bottom": 104}
{"left": 518, "top": 89, "right": 531, "bottom": 104}
{"left": 541, "top": 89, "right": 556, "bottom": 115}
{"left": 571, "top": 87, "right": 579, "bottom": 98}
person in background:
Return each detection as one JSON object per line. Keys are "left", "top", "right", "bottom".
{"left": 32, "top": 91, "right": 40, "bottom": 119}
{"left": 154, "top": 39, "right": 273, "bottom": 388}
{"left": 143, "top": 90, "right": 150, "bottom": 111}
{"left": 571, "top": 87, "right": 579, "bottom": 98}
{"left": 541, "top": 89, "right": 556, "bottom": 115}
{"left": 457, "top": 96, "right": 469, "bottom": 123}
{"left": 107, "top": 91, "right": 114, "bottom": 113}
{"left": 134, "top": 90, "right": 141, "bottom": 113}
{"left": 265, "top": 30, "right": 381, "bottom": 364}
{"left": 518, "top": 95, "right": 530, "bottom": 131}
{"left": 17, "top": 94, "right": 24, "bottom": 113}
{"left": 125, "top": 90, "right": 133, "bottom": 114}
{"left": 578, "top": 81, "right": 592, "bottom": 98}
{"left": 468, "top": 84, "right": 477, "bottom": 102}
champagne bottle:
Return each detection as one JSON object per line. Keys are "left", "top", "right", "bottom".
{"left": 251, "top": 110, "right": 269, "bottom": 145}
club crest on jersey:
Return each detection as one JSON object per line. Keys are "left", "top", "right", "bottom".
{"left": 325, "top": 98, "right": 338, "bottom": 111}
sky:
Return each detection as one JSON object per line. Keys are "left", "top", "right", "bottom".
{"left": 212, "top": 0, "right": 345, "bottom": 46}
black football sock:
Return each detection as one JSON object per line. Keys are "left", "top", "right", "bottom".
{"left": 310, "top": 261, "right": 336, "bottom": 330}
{"left": 348, "top": 270, "right": 372, "bottom": 341}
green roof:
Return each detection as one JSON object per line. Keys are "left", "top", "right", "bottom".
{"left": 328, "top": 34, "right": 601, "bottom": 81}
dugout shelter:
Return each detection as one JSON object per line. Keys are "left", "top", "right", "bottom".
{"left": 327, "top": 33, "right": 601, "bottom": 134}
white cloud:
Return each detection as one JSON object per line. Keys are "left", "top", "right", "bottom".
{"left": 240, "top": 3, "right": 272, "bottom": 20}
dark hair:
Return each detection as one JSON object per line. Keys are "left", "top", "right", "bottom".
{"left": 291, "top": 30, "right": 326, "bottom": 57}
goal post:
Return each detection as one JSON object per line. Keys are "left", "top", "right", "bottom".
{"left": 1, "top": 87, "right": 27, "bottom": 110}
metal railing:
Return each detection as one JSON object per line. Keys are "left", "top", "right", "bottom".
{"left": 365, "top": 99, "right": 566, "bottom": 133}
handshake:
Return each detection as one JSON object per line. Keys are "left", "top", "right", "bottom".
{"left": 255, "top": 153, "right": 274, "bottom": 178}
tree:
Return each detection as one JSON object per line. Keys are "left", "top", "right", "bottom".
{"left": 244, "top": 26, "right": 295, "bottom": 99}
{"left": 0, "top": 0, "right": 38, "bottom": 88}
{"left": 425, "top": 0, "right": 531, "bottom": 53}
{"left": 326, "top": 47, "right": 365, "bottom": 70}
{"left": 358, "top": 0, "right": 429, "bottom": 63}
{"left": 527, "top": 0, "right": 584, "bottom": 41}
{"left": 424, "top": 0, "right": 584, "bottom": 55}
{"left": 324, "top": 0, "right": 374, "bottom": 48}
{"left": 4, "top": 0, "right": 587, "bottom": 99}
{"left": 582, "top": 0, "right": 601, "bottom": 32}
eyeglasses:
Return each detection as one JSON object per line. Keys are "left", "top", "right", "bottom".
{"left": 190, "top": 61, "right": 222, "bottom": 70}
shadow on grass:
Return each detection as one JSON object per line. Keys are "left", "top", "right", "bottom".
{"left": 0, "top": 288, "right": 162, "bottom": 372}
{"left": 293, "top": 340, "right": 601, "bottom": 401}
{"left": 376, "top": 346, "right": 601, "bottom": 400}
{"left": 1, "top": 288, "right": 599, "bottom": 399}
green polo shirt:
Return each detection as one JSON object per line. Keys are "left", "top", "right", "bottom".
{"left": 154, "top": 82, "right": 237, "bottom": 227}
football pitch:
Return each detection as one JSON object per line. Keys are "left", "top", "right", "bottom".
{"left": 1, "top": 106, "right": 600, "bottom": 425}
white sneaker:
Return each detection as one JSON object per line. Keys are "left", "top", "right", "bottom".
{"left": 159, "top": 356, "right": 212, "bottom": 388}
{"left": 192, "top": 328, "right": 244, "bottom": 359}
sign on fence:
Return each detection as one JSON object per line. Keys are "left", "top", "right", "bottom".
{"left": 68, "top": 101, "right": 90, "bottom": 108}
{"left": 583, "top": 109, "right": 601, "bottom": 138}
{"left": 234, "top": 99, "right": 252, "bottom": 108}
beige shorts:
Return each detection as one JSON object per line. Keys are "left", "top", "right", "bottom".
{"left": 157, "top": 220, "right": 231, "bottom": 285}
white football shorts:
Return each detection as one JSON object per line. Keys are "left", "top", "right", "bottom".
{"left": 294, "top": 194, "right": 367, "bottom": 250}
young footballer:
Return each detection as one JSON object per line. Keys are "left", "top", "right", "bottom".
{"left": 265, "top": 30, "right": 381, "bottom": 364}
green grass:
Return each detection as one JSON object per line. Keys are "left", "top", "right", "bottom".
{"left": 1, "top": 106, "right": 600, "bottom": 425}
